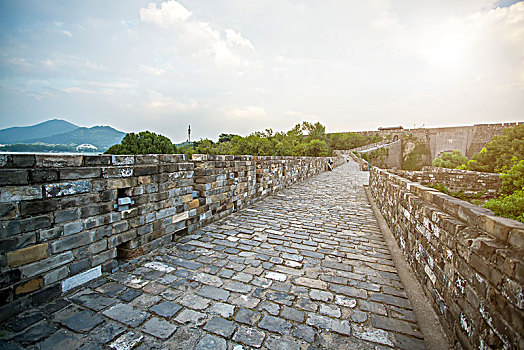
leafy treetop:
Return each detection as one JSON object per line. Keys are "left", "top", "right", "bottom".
{"left": 105, "top": 131, "right": 177, "bottom": 155}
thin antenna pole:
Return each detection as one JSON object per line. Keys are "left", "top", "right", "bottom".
{"left": 188, "top": 125, "right": 191, "bottom": 143}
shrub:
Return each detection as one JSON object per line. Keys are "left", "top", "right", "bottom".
{"left": 484, "top": 190, "right": 524, "bottom": 223}
{"left": 432, "top": 150, "right": 468, "bottom": 169}
{"left": 499, "top": 159, "right": 524, "bottom": 195}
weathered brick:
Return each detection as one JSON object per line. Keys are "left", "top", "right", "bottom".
{"left": 20, "top": 251, "right": 74, "bottom": 278}
{"left": 107, "top": 178, "right": 137, "bottom": 189}
{"left": 19, "top": 199, "right": 58, "bottom": 217}
{"left": 29, "top": 169, "right": 59, "bottom": 183}
{"left": 0, "top": 203, "right": 18, "bottom": 220}
{"left": 7, "top": 243, "right": 48, "bottom": 267}
{"left": 0, "top": 185, "right": 42, "bottom": 202}
{"left": 36, "top": 155, "right": 83, "bottom": 167}
{"left": 12, "top": 154, "right": 35, "bottom": 167}
{"left": 20, "top": 215, "right": 53, "bottom": 233}
{"left": 43, "top": 265, "right": 69, "bottom": 285}
{"left": 0, "top": 170, "right": 28, "bottom": 185}
{"left": 15, "top": 277, "right": 43, "bottom": 295}
{"left": 60, "top": 167, "right": 101, "bottom": 180}
{"left": 54, "top": 208, "right": 80, "bottom": 223}
{"left": 51, "top": 231, "right": 95, "bottom": 253}
{"left": 44, "top": 180, "right": 91, "bottom": 198}
{"left": 0, "top": 231, "right": 36, "bottom": 253}
{"left": 63, "top": 221, "right": 84, "bottom": 236}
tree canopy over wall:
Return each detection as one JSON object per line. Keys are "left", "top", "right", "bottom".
{"left": 178, "top": 122, "right": 381, "bottom": 157}
{"left": 105, "top": 131, "right": 177, "bottom": 155}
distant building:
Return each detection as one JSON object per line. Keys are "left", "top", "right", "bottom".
{"left": 76, "top": 144, "right": 97, "bottom": 152}
{"left": 378, "top": 126, "right": 403, "bottom": 130}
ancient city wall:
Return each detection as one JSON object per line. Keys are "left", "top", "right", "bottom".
{"left": 370, "top": 167, "right": 523, "bottom": 349}
{"left": 0, "top": 153, "right": 340, "bottom": 320}
{"left": 390, "top": 167, "right": 501, "bottom": 200}
{"left": 353, "top": 122, "right": 521, "bottom": 161}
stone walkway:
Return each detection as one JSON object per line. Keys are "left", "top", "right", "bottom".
{"left": 0, "top": 160, "right": 426, "bottom": 349}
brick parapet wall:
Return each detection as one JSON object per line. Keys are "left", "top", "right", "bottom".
{"left": 0, "top": 153, "right": 342, "bottom": 320}
{"left": 370, "top": 167, "right": 523, "bottom": 349}
{"left": 390, "top": 167, "right": 502, "bottom": 199}
{"left": 0, "top": 153, "right": 195, "bottom": 320}
{"left": 191, "top": 154, "right": 342, "bottom": 228}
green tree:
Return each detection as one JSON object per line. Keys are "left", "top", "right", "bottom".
{"left": 467, "top": 124, "right": 524, "bottom": 173}
{"left": 432, "top": 150, "right": 468, "bottom": 169}
{"left": 218, "top": 133, "right": 239, "bottom": 143}
{"left": 306, "top": 139, "right": 328, "bottom": 157}
{"left": 499, "top": 159, "right": 524, "bottom": 195}
{"left": 303, "top": 122, "right": 326, "bottom": 141}
{"left": 105, "top": 131, "right": 177, "bottom": 155}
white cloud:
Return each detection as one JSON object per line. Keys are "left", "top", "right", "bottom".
{"left": 140, "top": 0, "right": 254, "bottom": 67}
{"left": 140, "top": 65, "right": 166, "bottom": 76}
{"left": 226, "top": 106, "right": 268, "bottom": 120}
{"left": 225, "top": 29, "right": 254, "bottom": 50}
{"left": 146, "top": 90, "right": 198, "bottom": 112}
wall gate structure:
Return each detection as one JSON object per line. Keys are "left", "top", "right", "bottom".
{"left": 0, "top": 153, "right": 342, "bottom": 321}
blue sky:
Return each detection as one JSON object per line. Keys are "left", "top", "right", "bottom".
{"left": 1, "top": 0, "right": 523, "bottom": 142}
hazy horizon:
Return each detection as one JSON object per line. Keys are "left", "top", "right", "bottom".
{"left": 1, "top": 0, "right": 523, "bottom": 143}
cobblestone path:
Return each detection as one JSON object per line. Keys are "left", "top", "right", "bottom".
{"left": 1, "top": 160, "right": 427, "bottom": 349}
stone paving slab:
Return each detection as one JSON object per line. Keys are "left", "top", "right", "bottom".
{"left": 0, "top": 160, "right": 427, "bottom": 349}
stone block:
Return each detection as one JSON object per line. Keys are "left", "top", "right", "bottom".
{"left": 111, "top": 155, "right": 134, "bottom": 166}
{"left": 44, "top": 180, "right": 91, "bottom": 198}
{"left": 36, "top": 155, "right": 83, "bottom": 167}
{"left": 20, "top": 251, "right": 74, "bottom": 278}
{"left": 134, "top": 165, "right": 159, "bottom": 176}
{"left": 0, "top": 231, "right": 37, "bottom": 253}
{"left": 107, "top": 178, "right": 137, "bottom": 189}
{"left": 481, "top": 215, "right": 524, "bottom": 244}
{"left": 0, "top": 185, "right": 42, "bottom": 202}
{"left": 0, "top": 203, "right": 18, "bottom": 220}
{"left": 12, "top": 154, "right": 35, "bottom": 167}
{"left": 508, "top": 228, "right": 524, "bottom": 250}
{"left": 7, "top": 243, "right": 48, "bottom": 267}
{"left": 102, "top": 167, "right": 134, "bottom": 178}
{"left": 63, "top": 221, "right": 84, "bottom": 236}
{"left": 70, "top": 258, "right": 91, "bottom": 275}
{"left": 188, "top": 199, "right": 199, "bottom": 209}
{"left": 30, "top": 169, "right": 59, "bottom": 183}
{"left": 62, "top": 265, "right": 102, "bottom": 292}
{"left": 15, "top": 277, "right": 43, "bottom": 295}
{"left": 90, "top": 248, "right": 117, "bottom": 266}
{"left": 0, "top": 269, "right": 21, "bottom": 289}
{"left": 141, "top": 317, "right": 177, "bottom": 339}
{"left": 60, "top": 168, "right": 101, "bottom": 180}
{"left": 0, "top": 170, "right": 28, "bottom": 185}
{"left": 54, "top": 208, "right": 80, "bottom": 223}
{"left": 20, "top": 199, "right": 58, "bottom": 217}
{"left": 44, "top": 265, "right": 69, "bottom": 285}
{"left": 21, "top": 215, "right": 52, "bottom": 233}
{"left": 51, "top": 231, "right": 94, "bottom": 253}
{"left": 83, "top": 155, "right": 112, "bottom": 166}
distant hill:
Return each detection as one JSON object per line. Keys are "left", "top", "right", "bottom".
{"left": 0, "top": 119, "right": 79, "bottom": 144}
{"left": 0, "top": 119, "right": 126, "bottom": 151}
{"left": 22, "top": 125, "right": 126, "bottom": 149}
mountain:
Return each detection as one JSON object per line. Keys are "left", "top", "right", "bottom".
{"left": 0, "top": 119, "right": 79, "bottom": 144}
{"left": 22, "top": 126, "right": 126, "bottom": 149}
{"left": 0, "top": 119, "right": 126, "bottom": 151}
